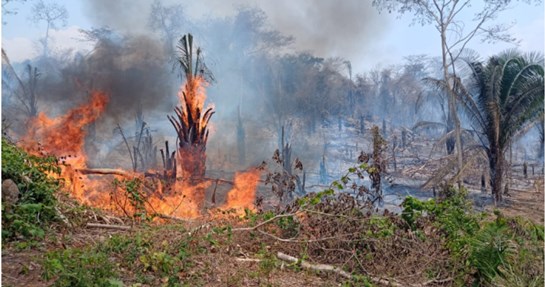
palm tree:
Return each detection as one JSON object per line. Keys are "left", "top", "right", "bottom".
{"left": 168, "top": 34, "right": 214, "bottom": 178}
{"left": 456, "top": 50, "right": 544, "bottom": 203}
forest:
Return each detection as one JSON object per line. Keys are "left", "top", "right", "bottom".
{"left": 1, "top": 0, "right": 544, "bottom": 286}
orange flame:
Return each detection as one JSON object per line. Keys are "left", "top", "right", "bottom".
{"left": 17, "top": 87, "right": 261, "bottom": 221}
{"left": 20, "top": 91, "right": 109, "bottom": 205}
{"left": 222, "top": 168, "right": 261, "bottom": 214}
{"left": 21, "top": 91, "right": 108, "bottom": 162}
{"left": 148, "top": 180, "right": 212, "bottom": 219}
{"left": 177, "top": 76, "right": 208, "bottom": 130}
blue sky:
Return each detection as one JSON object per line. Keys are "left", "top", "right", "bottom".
{"left": 2, "top": 0, "right": 544, "bottom": 74}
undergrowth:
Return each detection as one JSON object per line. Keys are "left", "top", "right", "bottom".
{"left": 1, "top": 138, "right": 61, "bottom": 242}
{"left": 2, "top": 144, "right": 542, "bottom": 286}
{"left": 401, "top": 186, "right": 544, "bottom": 286}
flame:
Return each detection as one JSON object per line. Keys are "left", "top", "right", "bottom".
{"left": 20, "top": 91, "right": 109, "bottom": 205}
{"left": 21, "top": 91, "right": 108, "bottom": 160}
{"left": 16, "top": 86, "right": 261, "bottom": 221}
{"left": 148, "top": 180, "right": 212, "bottom": 219}
{"left": 177, "top": 76, "right": 208, "bottom": 131}
{"left": 222, "top": 168, "right": 261, "bottom": 214}
{"left": 172, "top": 75, "right": 214, "bottom": 179}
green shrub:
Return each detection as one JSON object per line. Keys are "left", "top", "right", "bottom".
{"left": 42, "top": 248, "right": 122, "bottom": 287}
{"left": 2, "top": 139, "right": 60, "bottom": 241}
{"left": 401, "top": 186, "right": 544, "bottom": 286}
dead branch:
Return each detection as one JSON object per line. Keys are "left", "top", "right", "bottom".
{"left": 276, "top": 252, "right": 449, "bottom": 287}
{"left": 77, "top": 168, "right": 133, "bottom": 177}
{"left": 277, "top": 251, "right": 353, "bottom": 279}
{"left": 156, "top": 213, "right": 192, "bottom": 222}
{"left": 86, "top": 223, "right": 131, "bottom": 230}
{"left": 232, "top": 213, "right": 299, "bottom": 232}
{"left": 235, "top": 258, "right": 262, "bottom": 263}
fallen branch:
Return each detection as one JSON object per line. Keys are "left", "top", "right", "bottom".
{"left": 77, "top": 168, "right": 133, "bottom": 177}
{"left": 156, "top": 213, "right": 192, "bottom": 222}
{"left": 235, "top": 258, "right": 262, "bottom": 263}
{"left": 276, "top": 251, "right": 352, "bottom": 279}
{"left": 276, "top": 252, "right": 449, "bottom": 287}
{"left": 86, "top": 223, "right": 131, "bottom": 231}
{"left": 232, "top": 213, "right": 298, "bottom": 231}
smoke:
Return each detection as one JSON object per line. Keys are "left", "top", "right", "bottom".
{"left": 6, "top": 0, "right": 391, "bottom": 174}
{"left": 82, "top": 0, "right": 389, "bottom": 72}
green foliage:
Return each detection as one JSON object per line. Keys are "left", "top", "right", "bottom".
{"left": 401, "top": 186, "right": 544, "bottom": 285}
{"left": 42, "top": 247, "right": 121, "bottom": 287}
{"left": 367, "top": 216, "right": 396, "bottom": 238}
{"left": 257, "top": 245, "right": 277, "bottom": 281}
{"left": 139, "top": 251, "right": 179, "bottom": 275}
{"left": 112, "top": 178, "right": 152, "bottom": 221}
{"left": 2, "top": 139, "right": 60, "bottom": 241}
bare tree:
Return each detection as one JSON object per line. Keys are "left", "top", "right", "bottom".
{"left": 30, "top": 0, "right": 68, "bottom": 58}
{"left": 148, "top": 0, "right": 188, "bottom": 60}
{"left": 373, "top": 0, "right": 537, "bottom": 185}
{"left": 2, "top": 0, "right": 26, "bottom": 24}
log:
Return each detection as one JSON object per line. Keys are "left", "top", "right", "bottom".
{"left": 77, "top": 168, "right": 132, "bottom": 177}
{"left": 86, "top": 223, "right": 131, "bottom": 230}
{"left": 276, "top": 252, "right": 352, "bottom": 279}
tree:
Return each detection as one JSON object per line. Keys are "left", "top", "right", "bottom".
{"left": 168, "top": 34, "right": 214, "bottom": 179}
{"left": 30, "top": 0, "right": 68, "bottom": 58}
{"left": 456, "top": 50, "right": 544, "bottom": 203}
{"left": 148, "top": 0, "right": 188, "bottom": 60}
{"left": 2, "top": 0, "right": 27, "bottom": 24}
{"left": 373, "top": 0, "right": 538, "bottom": 185}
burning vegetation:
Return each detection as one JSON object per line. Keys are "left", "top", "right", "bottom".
{"left": 1, "top": 1, "right": 544, "bottom": 286}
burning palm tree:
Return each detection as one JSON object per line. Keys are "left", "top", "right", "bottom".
{"left": 168, "top": 34, "right": 214, "bottom": 179}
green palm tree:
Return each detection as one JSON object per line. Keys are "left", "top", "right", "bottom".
{"left": 456, "top": 50, "right": 544, "bottom": 203}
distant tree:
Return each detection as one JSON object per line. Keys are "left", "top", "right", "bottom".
{"left": 21, "top": 64, "right": 39, "bottom": 118}
{"left": 373, "top": 0, "right": 539, "bottom": 184}
{"left": 148, "top": 0, "right": 188, "bottom": 60}
{"left": 2, "top": 0, "right": 27, "bottom": 24}
{"left": 30, "top": 0, "right": 68, "bottom": 58}
{"left": 456, "top": 50, "right": 544, "bottom": 203}
{"left": 2, "top": 49, "right": 40, "bottom": 120}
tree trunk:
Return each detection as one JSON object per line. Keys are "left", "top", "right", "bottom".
{"left": 489, "top": 146, "right": 504, "bottom": 204}
{"left": 176, "top": 145, "right": 206, "bottom": 179}
{"left": 440, "top": 25, "right": 463, "bottom": 184}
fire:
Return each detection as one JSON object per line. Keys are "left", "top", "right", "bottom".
{"left": 148, "top": 180, "right": 212, "bottom": 219}
{"left": 16, "top": 80, "right": 261, "bottom": 220}
{"left": 222, "top": 168, "right": 261, "bottom": 214}
{"left": 21, "top": 91, "right": 108, "bottom": 158}
{"left": 177, "top": 76, "right": 208, "bottom": 129}
{"left": 20, "top": 91, "right": 109, "bottom": 205}
{"left": 169, "top": 75, "right": 214, "bottom": 179}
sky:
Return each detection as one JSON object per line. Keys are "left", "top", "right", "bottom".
{"left": 2, "top": 0, "right": 544, "bottom": 75}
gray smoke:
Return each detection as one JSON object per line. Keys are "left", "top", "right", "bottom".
{"left": 82, "top": 0, "right": 389, "bottom": 72}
